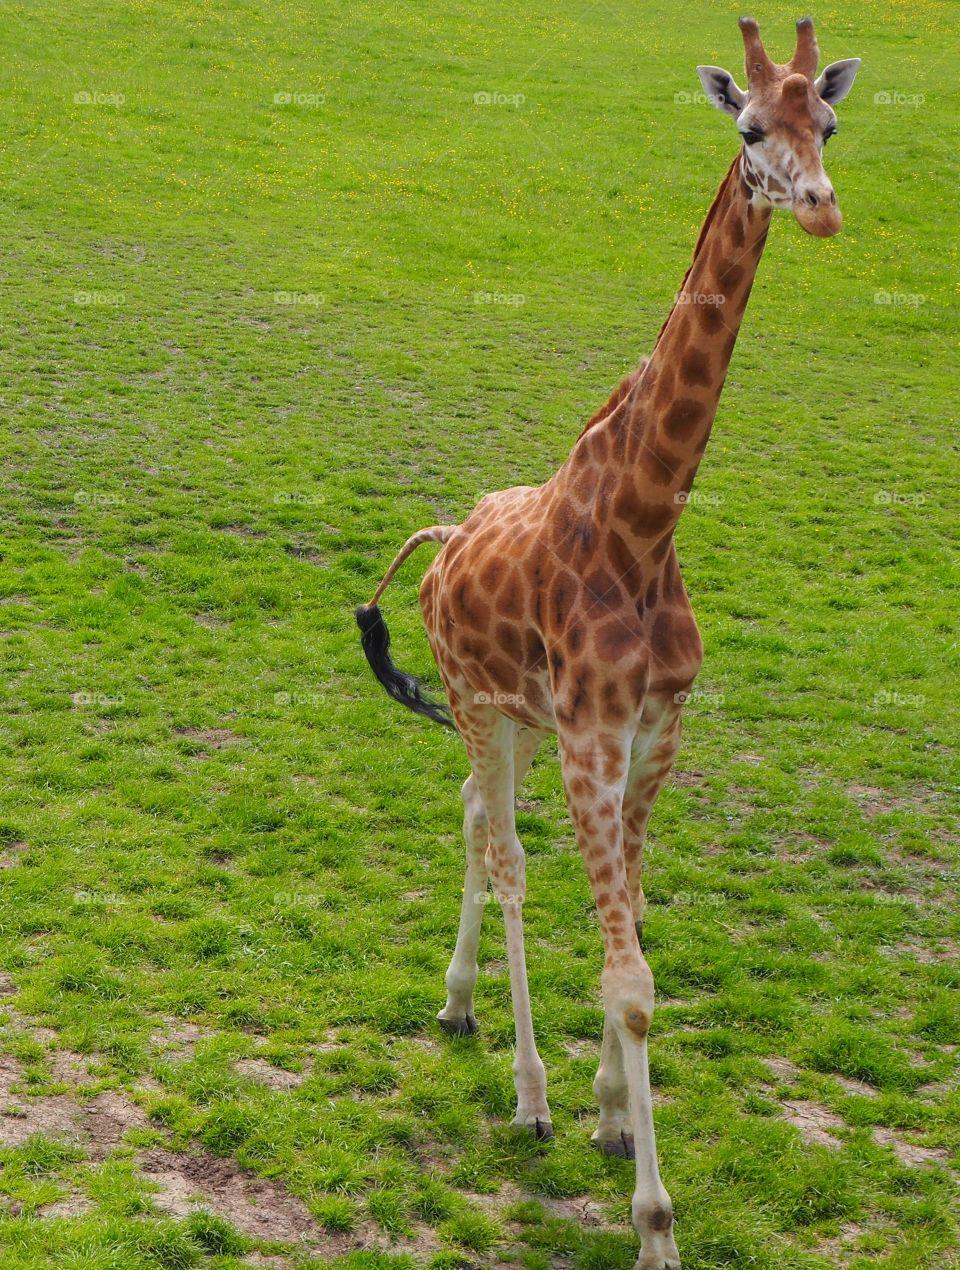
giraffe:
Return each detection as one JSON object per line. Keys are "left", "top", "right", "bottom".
{"left": 356, "top": 18, "right": 859, "bottom": 1269}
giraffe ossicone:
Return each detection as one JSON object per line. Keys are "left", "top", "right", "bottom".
{"left": 357, "top": 17, "right": 860, "bottom": 1269}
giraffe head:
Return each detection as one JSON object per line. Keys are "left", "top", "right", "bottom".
{"left": 697, "top": 17, "right": 860, "bottom": 237}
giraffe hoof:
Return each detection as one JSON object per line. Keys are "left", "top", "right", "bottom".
{"left": 594, "top": 1130, "right": 635, "bottom": 1159}
{"left": 511, "top": 1116, "right": 553, "bottom": 1141}
{"left": 437, "top": 1014, "right": 478, "bottom": 1037}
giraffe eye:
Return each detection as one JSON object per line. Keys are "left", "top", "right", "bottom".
{"left": 740, "top": 129, "right": 764, "bottom": 146}
{"left": 823, "top": 126, "right": 837, "bottom": 142}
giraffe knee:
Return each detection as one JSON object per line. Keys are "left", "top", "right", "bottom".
{"left": 603, "top": 965, "right": 655, "bottom": 1040}
{"left": 622, "top": 1004, "right": 651, "bottom": 1039}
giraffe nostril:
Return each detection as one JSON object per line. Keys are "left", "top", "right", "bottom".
{"left": 805, "top": 190, "right": 819, "bottom": 207}
{"left": 829, "top": 190, "right": 837, "bottom": 206}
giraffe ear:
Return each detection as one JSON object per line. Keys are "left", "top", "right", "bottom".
{"left": 696, "top": 66, "right": 747, "bottom": 117}
{"left": 814, "top": 58, "right": 861, "bottom": 105}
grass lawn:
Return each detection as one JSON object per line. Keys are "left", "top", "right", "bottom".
{"left": 0, "top": 0, "right": 957, "bottom": 1267}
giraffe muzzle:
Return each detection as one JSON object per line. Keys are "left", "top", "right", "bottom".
{"left": 793, "top": 183, "right": 842, "bottom": 237}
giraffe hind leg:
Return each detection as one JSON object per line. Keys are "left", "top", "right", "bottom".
{"left": 440, "top": 709, "right": 552, "bottom": 1136}
{"left": 438, "top": 726, "right": 544, "bottom": 1038}
{"left": 437, "top": 773, "right": 487, "bottom": 1036}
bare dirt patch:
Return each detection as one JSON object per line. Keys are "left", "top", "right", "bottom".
{"left": 781, "top": 1099, "right": 845, "bottom": 1149}
{"left": 847, "top": 784, "right": 901, "bottom": 817}
{"left": 778, "top": 834, "right": 831, "bottom": 864}
{"left": 0, "top": 1048, "right": 151, "bottom": 1154}
{"left": 401, "top": 1033, "right": 441, "bottom": 1058}
{"left": 469, "top": 1179, "right": 620, "bottom": 1233}
{"left": 175, "top": 727, "right": 243, "bottom": 749}
{"left": 309, "top": 1031, "right": 346, "bottom": 1056}
{"left": 871, "top": 1126, "right": 951, "bottom": 1169}
{"left": 482, "top": 958, "right": 508, "bottom": 976}
{"left": 150, "top": 1017, "right": 219, "bottom": 1055}
{"left": 234, "top": 1058, "right": 307, "bottom": 1092}
{"left": 563, "top": 1037, "right": 601, "bottom": 1060}
{"left": 139, "top": 1147, "right": 315, "bottom": 1241}
{"left": 881, "top": 940, "right": 950, "bottom": 966}
{"left": 1, "top": 1043, "right": 73, "bottom": 1134}
{"left": 216, "top": 524, "right": 267, "bottom": 539}
{"left": 140, "top": 1142, "right": 444, "bottom": 1264}
{"left": 847, "top": 782, "right": 953, "bottom": 824}
{"left": 284, "top": 545, "right": 326, "bottom": 567}
{"left": 0, "top": 841, "right": 28, "bottom": 869}
{"left": 48, "top": 1049, "right": 104, "bottom": 1088}
{"left": 813, "top": 1221, "right": 875, "bottom": 1266}
{"left": 40, "top": 1190, "right": 93, "bottom": 1218}
{"left": 763, "top": 1056, "right": 800, "bottom": 1084}
{"left": 671, "top": 770, "right": 706, "bottom": 787}
{"left": 833, "top": 1074, "right": 878, "bottom": 1098}
{"left": 83, "top": 1090, "right": 149, "bottom": 1160}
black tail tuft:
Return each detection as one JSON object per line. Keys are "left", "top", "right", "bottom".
{"left": 356, "top": 605, "right": 456, "bottom": 730}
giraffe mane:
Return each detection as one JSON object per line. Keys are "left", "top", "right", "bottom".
{"left": 578, "top": 359, "right": 649, "bottom": 438}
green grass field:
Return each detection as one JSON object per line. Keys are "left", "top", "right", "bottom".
{"left": 0, "top": 1, "right": 957, "bottom": 1267}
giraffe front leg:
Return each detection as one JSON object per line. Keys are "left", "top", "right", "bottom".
{"left": 591, "top": 722, "right": 680, "bottom": 1163}
{"left": 560, "top": 729, "right": 680, "bottom": 1270}
{"left": 623, "top": 711, "right": 682, "bottom": 950}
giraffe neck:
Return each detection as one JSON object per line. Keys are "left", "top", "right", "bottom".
{"left": 558, "top": 153, "right": 772, "bottom": 565}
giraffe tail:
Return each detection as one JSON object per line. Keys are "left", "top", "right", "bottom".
{"left": 355, "top": 525, "right": 457, "bottom": 730}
